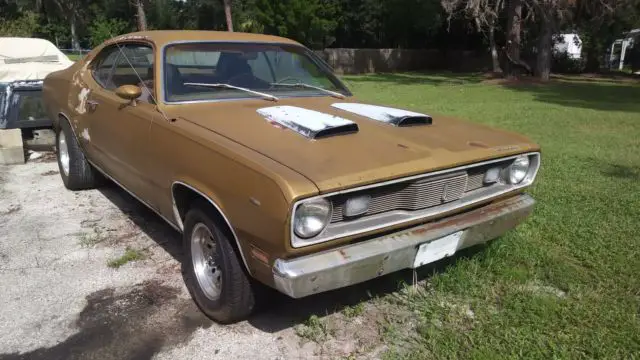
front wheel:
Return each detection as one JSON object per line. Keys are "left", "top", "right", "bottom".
{"left": 182, "top": 201, "right": 256, "bottom": 323}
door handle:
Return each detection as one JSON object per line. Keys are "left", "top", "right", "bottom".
{"left": 86, "top": 99, "right": 99, "bottom": 112}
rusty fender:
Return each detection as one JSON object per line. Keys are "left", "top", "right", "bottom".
{"left": 273, "top": 194, "right": 535, "bottom": 298}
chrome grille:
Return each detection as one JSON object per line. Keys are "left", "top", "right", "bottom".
{"left": 328, "top": 161, "right": 513, "bottom": 223}
{"left": 332, "top": 173, "right": 470, "bottom": 222}
{"left": 466, "top": 168, "right": 486, "bottom": 192}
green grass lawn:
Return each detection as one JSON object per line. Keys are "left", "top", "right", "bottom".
{"left": 66, "top": 53, "right": 84, "bottom": 61}
{"left": 341, "top": 73, "right": 640, "bottom": 359}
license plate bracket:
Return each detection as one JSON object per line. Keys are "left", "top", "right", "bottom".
{"left": 412, "top": 231, "right": 464, "bottom": 268}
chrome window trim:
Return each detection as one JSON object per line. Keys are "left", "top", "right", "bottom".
{"left": 158, "top": 40, "right": 352, "bottom": 105}
{"left": 171, "top": 181, "right": 251, "bottom": 274}
{"left": 290, "top": 152, "right": 541, "bottom": 248}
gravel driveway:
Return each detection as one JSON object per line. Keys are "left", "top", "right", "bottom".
{"left": 0, "top": 156, "right": 389, "bottom": 360}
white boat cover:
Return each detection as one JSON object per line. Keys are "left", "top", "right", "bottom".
{"left": 0, "top": 37, "right": 73, "bottom": 83}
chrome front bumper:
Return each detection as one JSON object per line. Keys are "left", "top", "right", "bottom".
{"left": 273, "top": 194, "right": 535, "bottom": 298}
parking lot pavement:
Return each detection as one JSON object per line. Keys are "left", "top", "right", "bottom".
{"left": 0, "top": 158, "right": 301, "bottom": 360}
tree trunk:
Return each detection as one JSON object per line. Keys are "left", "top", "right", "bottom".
{"left": 223, "top": 0, "right": 233, "bottom": 32}
{"left": 535, "top": 13, "right": 554, "bottom": 81}
{"left": 584, "top": 46, "right": 601, "bottom": 72}
{"left": 70, "top": 14, "right": 80, "bottom": 51}
{"left": 489, "top": 22, "right": 502, "bottom": 73}
{"left": 136, "top": 0, "right": 148, "bottom": 31}
{"left": 505, "top": 0, "right": 522, "bottom": 77}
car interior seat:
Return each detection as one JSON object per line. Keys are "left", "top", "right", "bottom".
{"left": 217, "top": 53, "right": 253, "bottom": 84}
{"left": 165, "top": 63, "right": 186, "bottom": 96}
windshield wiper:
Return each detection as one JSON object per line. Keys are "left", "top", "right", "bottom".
{"left": 270, "top": 82, "right": 346, "bottom": 99}
{"left": 183, "top": 82, "right": 279, "bottom": 102}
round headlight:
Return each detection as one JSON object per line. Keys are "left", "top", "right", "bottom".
{"left": 294, "top": 199, "right": 332, "bottom": 238}
{"left": 509, "top": 156, "right": 530, "bottom": 184}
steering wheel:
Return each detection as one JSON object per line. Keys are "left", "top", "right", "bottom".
{"left": 226, "top": 73, "right": 256, "bottom": 86}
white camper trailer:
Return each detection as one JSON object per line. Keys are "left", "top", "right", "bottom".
{"left": 554, "top": 33, "right": 583, "bottom": 60}
{"left": 609, "top": 29, "right": 639, "bottom": 72}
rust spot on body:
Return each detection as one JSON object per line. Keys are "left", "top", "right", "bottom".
{"left": 410, "top": 227, "right": 428, "bottom": 236}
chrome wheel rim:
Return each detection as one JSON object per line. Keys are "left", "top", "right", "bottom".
{"left": 191, "top": 223, "right": 222, "bottom": 301}
{"left": 58, "top": 132, "right": 70, "bottom": 176}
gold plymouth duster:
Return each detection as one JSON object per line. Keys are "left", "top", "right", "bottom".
{"left": 43, "top": 31, "right": 541, "bottom": 323}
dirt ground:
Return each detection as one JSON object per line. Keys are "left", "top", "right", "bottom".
{"left": 0, "top": 154, "right": 394, "bottom": 360}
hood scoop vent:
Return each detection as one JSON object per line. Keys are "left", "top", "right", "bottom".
{"left": 332, "top": 103, "right": 432, "bottom": 127}
{"left": 257, "top": 106, "right": 358, "bottom": 140}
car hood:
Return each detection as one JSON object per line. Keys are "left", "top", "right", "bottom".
{"left": 164, "top": 96, "right": 539, "bottom": 193}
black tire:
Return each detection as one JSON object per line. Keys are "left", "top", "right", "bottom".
{"left": 56, "top": 118, "right": 103, "bottom": 190}
{"left": 182, "top": 200, "right": 255, "bottom": 323}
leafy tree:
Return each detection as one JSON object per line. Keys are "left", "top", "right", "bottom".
{"left": 51, "top": 0, "right": 86, "bottom": 50}
{"left": 147, "top": 0, "right": 179, "bottom": 29}
{"left": 574, "top": 0, "right": 640, "bottom": 71}
{"left": 88, "top": 14, "right": 129, "bottom": 46}
{"left": 0, "top": 10, "right": 40, "bottom": 36}
{"left": 333, "top": 0, "right": 385, "bottom": 47}
{"left": 385, "top": 0, "right": 444, "bottom": 48}
{"left": 254, "top": 0, "right": 340, "bottom": 48}
{"left": 0, "top": 0, "right": 638, "bottom": 78}
{"left": 333, "top": 0, "right": 444, "bottom": 48}
{"left": 441, "top": 0, "right": 505, "bottom": 72}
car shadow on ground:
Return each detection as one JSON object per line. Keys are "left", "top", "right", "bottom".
{"left": 98, "top": 183, "right": 184, "bottom": 261}
{"left": 98, "top": 181, "right": 487, "bottom": 333}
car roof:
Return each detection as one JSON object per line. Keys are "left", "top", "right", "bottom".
{"left": 110, "top": 30, "right": 302, "bottom": 47}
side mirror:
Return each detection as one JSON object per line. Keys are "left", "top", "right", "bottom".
{"left": 115, "top": 85, "right": 142, "bottom": 104}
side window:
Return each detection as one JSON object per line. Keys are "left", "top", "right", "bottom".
{"left": 91, "top": 48, "right": 120, "bottom": 88}
{"left": 91, "top": 44, "right": 155, "bottom": 103}
{"left": 112, "top": 44, "right": 153, "bottom": 88}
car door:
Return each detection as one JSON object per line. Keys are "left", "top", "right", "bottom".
{"left": 81, "top": 42, "right": 160, "bottom": 205}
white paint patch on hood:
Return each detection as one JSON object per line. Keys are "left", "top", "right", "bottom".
{"left": 331, "top": 103, "right": 432, "bottom": 126}
{"left": 257, "top": 106, "right": 358, "bottom": 139}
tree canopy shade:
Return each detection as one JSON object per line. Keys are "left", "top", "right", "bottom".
{"left": 441, "top": 0, "right": 640, "bottom": 79}
{"left": 253, "top": 0, "right": 340, "bottom": 49}
{"left": 0, "top": 0, "right": 639, "bottom": 79}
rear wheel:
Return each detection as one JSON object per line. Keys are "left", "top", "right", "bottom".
{"left": 182, "top": 201, "right": 256, "bottom": 323}
{"left": 56, "top": 119, "right": 103, "bottom": 190}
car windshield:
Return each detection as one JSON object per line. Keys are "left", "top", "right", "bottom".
{"left": 163, "top": 42, "right": 351, "bottom": 102}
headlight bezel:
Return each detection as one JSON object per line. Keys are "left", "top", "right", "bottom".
{"left": 293, "top": 198, "right": 333, "bottom": 239}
